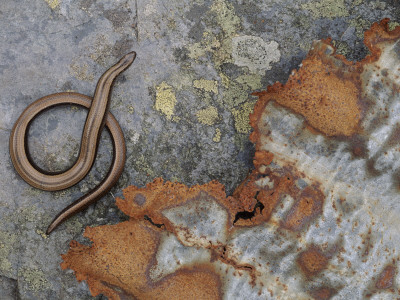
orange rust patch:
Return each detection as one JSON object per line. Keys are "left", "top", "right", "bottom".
{"left": 375, "top": 265, "right": 396, "bottom": 289}
{"left": 231, "top": 160, "right": 324, "bottom": 229}
{"left": 61, "top": 220, "right": 223, "bottom": 300}
{"left": 282, "top": 186, "right": 324, "bottom": 231}
{"left": 116, "top": 178, "right": 239, "bottom": 231}
{"left": 364, "top": 18, "right": 400, "bottom": 58}
{"left": 310, "top": 287, "right": 336, "bottom": 300}
{"left": 251, "top": 19, "right": 400, "bottom": 142}
{"left": 60, "top": 18, "right": 400, "bottom": 300}
{"left": 254, "top": 41, "right": 362, "bottom": 137}
{"left": 253, "top": 150, "right": 274, "bottom": 173}
{"left": 297, "top": 245, "right": 330, "bottom": 277}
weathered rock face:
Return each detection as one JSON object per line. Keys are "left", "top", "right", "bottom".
{"left": 2, "top": 0, "right": 399, "bottom": 298}
{"left": 61, "top": 20, "right": 400, "bottom": 299}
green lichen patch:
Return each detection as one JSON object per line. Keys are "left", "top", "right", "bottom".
{"left": 18, "top": 206, "right": 39, "bottom": 223}
{"left": 351, "top": 0, "right": 363, "bottom": 6}
{"left": 0, "top": 231, "right": 17, "bottom": 274}
{"left": 196, "top": 106, "right": 219, "bottom": 125}
{"left": 389, "top": 21, "right": 400, "bottom": 31}
{"left": 193, "top": 78, "right": 219, "bottom": 94}
{"left": 43, "top": 0, "right": 59, "bottom": 10}
{"left": 369, "top": 1, "right": 386, "bottom": 10}
{"left": 235, "top": 74, "right": 263, "bottom": 91}
{"left": 213, "top": 128, "right": 221, "bottom": 142}
{"left": 348, "top": 16, "right": 371, "bottom": 38}
{"left": 187, "top": 31, "right": 221, "bottom": 60}
{"left": 155, "top": 82, "right": 177, "bottom": 121}
{"left": 231, "top": 100, "right": 257, "bottom": 134}
{"left": 131, "top": 153, "right": 157, "bottom": 179}
{"left": 20, "top": 267, "right": 50, "bottom": 292}
{"left": 332, "top": 40, "right": 352, "bottom": 57}
{"left": 69, "top": 60, "right": 94, "bottom": 82}
{"left": 210, "top": 0, "right": 241, "bottom": 36}
{"left": 301, "top": 0, "right": 349, "bottom": 19}
{"left": 187, "top": 0, "right": 242, "bottom": 70}
{"left": 221, "top": 74, "right": 262, "bottom": 110}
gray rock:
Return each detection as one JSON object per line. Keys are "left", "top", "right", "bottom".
{"left": 0, "top": 0, "right": 398, "bottom": 299}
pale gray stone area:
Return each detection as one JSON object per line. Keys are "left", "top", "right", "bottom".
{"left": 0, "top": 0, "right": 398, "bottom": 299}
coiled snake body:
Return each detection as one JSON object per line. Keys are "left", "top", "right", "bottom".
{"left": 9, "top": 52, "right": 136, "bottom": 234}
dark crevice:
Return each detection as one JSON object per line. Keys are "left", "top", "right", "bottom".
{"left": 144, "top": 215, "right": 164, "bottom": 228}
{"left": 233, "top": 192, "right": 265, "bottom": 224}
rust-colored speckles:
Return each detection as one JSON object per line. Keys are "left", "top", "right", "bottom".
{"left": 376, "top": 265, "right": 396, "bottom": 289}
{"left": 282, "top": 186, "right": 324, "bottom": 231}
{"left": 297, "top": 245, "right": 330, "bottom": 277}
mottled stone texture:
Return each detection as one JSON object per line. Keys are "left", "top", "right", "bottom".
{"left": 0, "top": 0, "right": 398, "bottom": 299}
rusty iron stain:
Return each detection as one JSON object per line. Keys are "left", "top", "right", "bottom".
{"left": 61, "top": 19, "right": 400, "bottom": 299}
{"left": 253, "top": 39, "right": 362, "bottom": 137}
{"left": 375, "top": 265, "right": 396, "bottom": 289}
{"left": 281, "top": 186, "right": 324, "bottom": 231}
{"left": 61, "top": 220, "right": 223, "bottom": 299}
{"left": 297, "top": 245, "right": 330, "bottom": 277}
{"left": 310, "top": 287, "right": 337, "bottom": 300}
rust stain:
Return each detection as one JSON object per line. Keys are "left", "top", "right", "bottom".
{"left": 281, "top": 186, "right": 324, "bottom": 231}
{"left": 375, "top": 265, "right": 396, "bottom": 289}
{"left": 251, "top": 19, "right": 400, "bottom": 141}
{"left": 232, "top": 156, "right": 324, "bottom": 230}
{"left": 297, "top": 245, "right": 330, "bottom": 277}
{"left": 61, "top": 220, "right": 223, "bottom": 300}
{"left": 310, "top": 287, "right": 337, "bottom": 300}
{"left": 60, "top": 19, "right": 400, "bottom": 299}
{"left": 253, "top": 39, "right": 362, "bottom": 137}
{"left": 364, "top": 19, "right": 400, "bottom": 57}
{"left": 116, "top": 178, "right": 238, "bottom": 233}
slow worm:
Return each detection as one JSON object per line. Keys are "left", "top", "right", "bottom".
{"left": 9, "top": 51, "right": 136, "bottom": 234}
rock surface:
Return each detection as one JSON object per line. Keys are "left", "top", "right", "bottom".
{"left": 0, "top": 0, "right": 399, "bottom": 299}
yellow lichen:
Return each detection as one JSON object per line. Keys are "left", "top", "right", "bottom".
{"left": 36, "top": 229, "right": 48, "bottom": 239}
{"left": 235, "top": 74, "right": 263, "bottom": 90}
{"left": 0, "top": 231, "right": 16, "bottom": 273}
{"left": 222, "top": 80, "right": 249, "bottom": 109}
{"left": 213, "top": 128, "right": 221, "bottom": 142}
{"left": 219, "top": 72, "right": 230, "bottom": 88}
{"left": 349, "top": 17, "right": 371, "bottom": 38}
{"left": 44, "top": 0, "right": 59, "bottom": 10}
{"left": 70, "top": 61, "right": 94, "bottom": 82}
{"left": 351, "top": 0, "right": 363, "bottom": 6}
{"left": 210, "top": 0, "right": 241, "bottom": 36}
{"left": 188, "top": 31, "right": 221, "bottom": 60}
{"left": 196, "top": 106, "right": 219, "bottom": 126}
{"left": 301, "top": 0, "right": 349, "bottom": 19}
{"left": 155, "top": 82, "right": 177, "bottom": 120}
{"left": 193, "top": 79, "right": 219, "bottom": 94}
{"left": 187, "top": 0, "right": 241, "bottom": 69}
{"left": 231, "top": 101, "right": 256, "bottom": 134}
{"left": 20, "top": 267, "right": 49, "bottom": 291}
{"left": 389, "top": 21, "right": 400, "bottom": 31}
